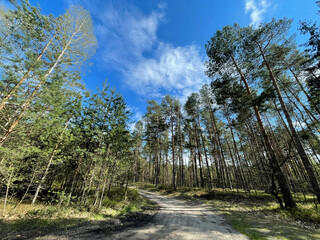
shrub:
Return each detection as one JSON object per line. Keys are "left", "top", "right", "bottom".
{"left": 102, "top": 198, "right": 117, "bottom": 208}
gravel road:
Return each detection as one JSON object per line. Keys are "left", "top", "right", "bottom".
{"left": 108, "top": 189, "right": 248, "bottom": 240}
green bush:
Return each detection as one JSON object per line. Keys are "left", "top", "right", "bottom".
{"left": 157, "top": 185, "right": 167, "bottom": 190}
{"left": 157, "top": 185, "right": 174, "bottom": 193}
{"left": 102, "top": 198, "right": 117, "bottom": 208}
{"left": 121, "top": 203, "right": 138, "bottom": 214}
{"left": 85, "top": 197, "right": 95, "bottom": 206}
{"left": 127, "top": 189, "right": 140, "bottom": 202}
{"left": 107, "top": 187, "right": 125, "bottom": 201}
{"left": 105, "top": 187, "right": 140, "bottom": 202}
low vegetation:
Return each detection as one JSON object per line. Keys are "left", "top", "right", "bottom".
{"left": 0, "top": 187, "right": 157, "bottom": 239}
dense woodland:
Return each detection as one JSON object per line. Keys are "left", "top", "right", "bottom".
{"left": 1, "top": 0, "right": 320, "bottom": 215}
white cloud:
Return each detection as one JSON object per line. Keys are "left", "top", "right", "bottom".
{"left": 90, "top": 2, "right": 164, "bottom": 69}
{"left": 64, "top": 0, "right": 163, "bottom": 66}
{"left": 127, "top": 43, "right": 209, "bottom": 99}
{"left": 245, "top": 0, "right": 271, "bottom": 27}
{"left": 64, "top": 0, "right": 208, "bottom": 103}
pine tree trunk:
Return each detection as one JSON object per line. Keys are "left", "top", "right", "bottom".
{"left": 124, "top": 171, "right": 130, "bottom": 201}
{"left": 207, "top": 128, "right": 220, "bottom": 187}
{"left": 98, "top": 166, "right": 110, "bottom": 208}
{"left": 258, "top": 44, "right": 320, "bottom": 203}
{"left": 155, "top": 118, "right": 160, "bottom": 187}
{"left": 230, "top": 55, "right": 296, "bottom": 208}
{"left": 227, "top": 127, "right": 247, "bottom": 191}
{"left": 194, "top": 125, "right": 205, "bottom": 188}
{"left": 198, "top": 116, "right": 212, "bottom": 189}
{"left": 191, "top": 141, "right": 199, "bottom": 187}
{"left": 12, "top": 169, "right": 37, "bottom": 213}
{"left": 68, "top": 156, "right": 83, "bottom": 203}
{"left": 171, "top": 109, "right": 176, "bottom": 190}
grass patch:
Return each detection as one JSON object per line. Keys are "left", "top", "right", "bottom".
{"left": 0, "top": 187, "right": 156, "bottom": 239}
{"left": 228, "top": 216, "right": 268, "bottom": 240}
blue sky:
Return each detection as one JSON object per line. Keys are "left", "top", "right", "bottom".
{"left": 7, "top": 0, "right": 320, "bottom": 124}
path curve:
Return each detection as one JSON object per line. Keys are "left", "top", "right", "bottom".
{"left": 109, "top": 189, "right": 248, "bottom": 240}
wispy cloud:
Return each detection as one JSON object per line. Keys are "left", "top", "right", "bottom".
{"left": 64, "top": 0, "right": 208, "bottom": 102}
{"left": 245, "top": 0, "right": 271, "bottom": 27}
{"left": 65, "top": 0, "right": 163, "bottom": 67}
{"left": 127, "top": 43, "right": 208, "bottom": 99}
{"left": 96, "top": 6, "right": 163, "bottom": 69}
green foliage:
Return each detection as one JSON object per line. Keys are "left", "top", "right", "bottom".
{"left": 120, "top": 203, "right": 138, "bottom": 215}
{"left": 0, "top": 0, "right": 132, "bottom": 215}
{"left": 102, "top": 198, "right": 118, "bottom": 208}
{"left": 228, "top": 216, "right": 268, "bottom": 240}
{"left": 106, "top": 187, "right": 140, "bottom": 202}
{"left": 300, "top": 2, "right": 320, "bottom": 111}
{"left": 275, "top": 205, "right": 320, "bottom": 224}
{"left": 157, "top": 185, "right": 175, "bottom": 193}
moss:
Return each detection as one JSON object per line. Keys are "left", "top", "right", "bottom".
{"left": 227, "top": 215, "right": 268, "bottom": 240}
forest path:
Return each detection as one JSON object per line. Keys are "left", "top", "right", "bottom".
{"left": 108, "top": 189, "right": 248, "bottom": 240}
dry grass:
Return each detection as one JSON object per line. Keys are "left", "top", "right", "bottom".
{"left": 0, "top": 187, "right": 156, "bottom": 239}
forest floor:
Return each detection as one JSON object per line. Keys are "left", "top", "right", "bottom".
{"left": 140, "top": 184, "right": 320, "bottom": 240}
{"left": 1, "top": 186, "right": 320, "bottom": 239}
{"left": 0, "top": 187, "right": 158, "bottom": 240}
{"left": 1, "top": 209, "right": 157, "bottom": 240}
{"left": 14, "top": 189, "right": 247, "bottom": 240}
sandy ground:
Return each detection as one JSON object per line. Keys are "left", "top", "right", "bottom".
{"left": 107, "top": 189, "right": 248, "bottom": 240}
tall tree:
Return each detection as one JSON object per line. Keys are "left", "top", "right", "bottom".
{"left": 205, "top": 24, "right": 296, "bottom": 208}
{"left": 162, "top": 95, "right": 178, "bottom": 190}
{"left": 0, "top": 4, "right": 97, "bottom": 144}
{"left": 244, "top": 18, "right": 320, "bottom": 202}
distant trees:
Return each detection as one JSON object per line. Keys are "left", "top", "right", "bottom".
{"left": 162, "top": 95, "right": 179, "bottom": 190}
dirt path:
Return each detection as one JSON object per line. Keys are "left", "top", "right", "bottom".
{"left": 108, "top": 189, "right": 248, "bottom": 240}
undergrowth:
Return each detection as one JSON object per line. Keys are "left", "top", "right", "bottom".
{"left": 0, "top": 187, "right": 156, "bottom": 238}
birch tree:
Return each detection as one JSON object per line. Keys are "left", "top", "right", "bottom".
{"left": 0, "top": 4, "right": 97, "bottom": 144}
